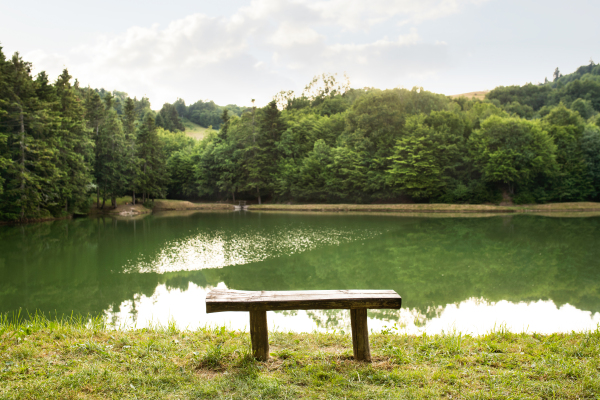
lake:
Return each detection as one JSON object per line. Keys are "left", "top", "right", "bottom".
{"left": 1, "top": 211, "right": 599, "bottom": 334}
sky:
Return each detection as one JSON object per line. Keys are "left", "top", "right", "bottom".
{"left": 1, "top": 0, "right": 599, "bottom": 108}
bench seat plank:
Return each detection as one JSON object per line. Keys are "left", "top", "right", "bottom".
{"left": 206, "top": 289, "right": 402, "bottom": 313}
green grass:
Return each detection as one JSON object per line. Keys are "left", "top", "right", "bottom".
{"left": 2, "top": 314, "right": 599, "bottom": 399}
{"left": 182, "top": 118, "right": 217, "bottom": 140}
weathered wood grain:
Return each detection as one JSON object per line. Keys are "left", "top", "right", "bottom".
{"left": 250, "top": 310, "right": 269, "bottom": 361}
{"left": 205, "top": 289, "right": 402, "bottom": 313}
{"left": 350, "top": 308, "right": 371, "bottom": 362}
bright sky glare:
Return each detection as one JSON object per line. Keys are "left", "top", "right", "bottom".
{"left": 1, "top": 0, "right": 599, "bottom": 108}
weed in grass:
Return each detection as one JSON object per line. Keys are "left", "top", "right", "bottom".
{"left": 201, "top": 343, "right": 225, "bottom": 369}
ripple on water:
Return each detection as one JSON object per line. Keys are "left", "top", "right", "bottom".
{"left": 124, "top": 226, "right": 386, "bottom": 273}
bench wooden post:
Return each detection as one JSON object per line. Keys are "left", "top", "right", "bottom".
{"left": 350, "top": 308, "right": 371, "bottom": 362}
{"left": 249, "top": 310, "right": 269, "bottom": 361}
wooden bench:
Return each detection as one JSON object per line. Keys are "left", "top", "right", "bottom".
{"left": 205, "top": 289, "right": 402, "bottom": 362}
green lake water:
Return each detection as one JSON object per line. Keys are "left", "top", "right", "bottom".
{"left": 1, "top": 211, "right": 599, "bottom": 334}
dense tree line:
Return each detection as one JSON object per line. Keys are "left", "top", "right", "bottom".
{"left": 0, "top": 48, "right": 170, "bottom": 220}
{"left": 183, "top": 67, "right": 600, "bottom": 205}
{"left": 1, "top": 45, "right": 600, "bottom": 221}
{"left": 161, "top": 98, "right": 248, "bottom": 131}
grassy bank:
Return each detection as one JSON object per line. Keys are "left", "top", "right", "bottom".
{"left": 152, "top": 200, "right": 231, "bottom": 211}
{"left": 1, "top": 316, "right": 599, "bottom": 399}
{"left": 249, "top": 202, "right": 600, "bottom": 214}
{"left": 89, "top": 198, "right": 231, "bottom": 215}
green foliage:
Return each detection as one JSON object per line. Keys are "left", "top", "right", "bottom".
{"left": 0, "top": 50, "right": 62, "bottom": 220}
{"left": 470, "top": 116, "right": 556, "bottom": 195}
{"left": 173, "top": 98, "right": 248, "bottom": 130}
{"left": 96, "top": 109, "right": 128, "bottom": 207}
{"left": 503, "top": 101, "right": 535, "bottom": 119}
{"left": 2, "top": 49, "right": 600, "bottom": 217}
{"left": 487, "top": 84, "right": 551, "bottom": 111}
{"left": 570, "top": 98, "right": 596, "bottom": 120}
{"left": 159, "top": 130, "right": 197, "bottom": 198}
{"left": 581, "top": 124, "right": 600, "bottom": 199}
{"left": 291, "top": 139, "right": 332, "bottom": 201}
{"left": 51, "top": 69, "right": 94, "bottom": 214}
{"left": 137, "top": 114, "right": 168, "bottom": 200}
{"left": 388, "top": 112, "right": 469, "bottom": 200}
{"left": 156, "top": 103, "right": 185, "bottom": 132}
{"left": 543, "top": 105, "right": 594, "bottom": 201}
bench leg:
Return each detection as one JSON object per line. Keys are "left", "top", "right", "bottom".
{"left": 249, "top": 310, "right": 269, "bottom": 361}
{"left": 350, "top": 308, "right": 371, "bottom": 362}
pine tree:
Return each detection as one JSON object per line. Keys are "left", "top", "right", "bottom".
{"left": 553, "top": 67, "right": 562, "bottom": 82}
{"left": 0, "top": 46, "right": 11, "bottom": 198}
{"left": 155, "top": 112, "right": 166, "bottom": 129}
{"left": 133, "top": 96, "right": 151, "bottom": 120}
{"left": 52, "top": 69, "right": 94, "bottom": 214}
{"left": 0, "top": 52, "right": 59, "bottom": 220}
{"left": 136, "top": 114, "right": 167, "bottom": 202}
{"left": 96, "top": 109, "right": 127, "bottom": 208}
{"left": 240, "top": 100, "right": 284, "bottom": 204}
{"left": 158, "top": 103, "right": 185, "bottom": 132}
{"left": 218, "top": 109, "right": 230, "bottom": 140}
{"left": 85, "top": 90, "right": 105, "bottom": 207}
{"left": 123, "top": 97, "right": 139, "bottom": 204}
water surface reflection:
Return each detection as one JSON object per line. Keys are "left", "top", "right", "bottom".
{"left": 1, "top": 211, "right": 599, "bottom": 333}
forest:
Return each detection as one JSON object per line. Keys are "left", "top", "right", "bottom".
{"left": 1, "top": 45, "right": 600, "bottom": 221}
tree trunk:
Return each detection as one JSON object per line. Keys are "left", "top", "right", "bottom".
{"left": 19, "top": 107, "right": 25, "bottom": 220}
{"left": 111, "top": 196, "right": 116, "bottom": 208}
{"left": 232, "top": 190, "right": 235, "bottom": 203}
{"left": 97, "top": 187, "right": 100, "bottom": 209}
{"left": 142, "top": 162, "right": 147, "bottom": 203}
{"left": 132, "top": 191, "right": 136, "bottom": 205}
{"left": 257, "top": 188, "right": 262, "bottom": 205}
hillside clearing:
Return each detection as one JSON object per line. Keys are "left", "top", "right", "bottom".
{"left": 449, "top": 90, "right": 490, "bottom": 100}
{"left": 182, "top": 117, "right": 217, "bottom": 140}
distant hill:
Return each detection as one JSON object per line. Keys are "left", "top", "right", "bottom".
{"left": 485, "top": 62, "right": 600, "bottom": 119}
{"left": 449, "top": 91, "right": 490, "bottom": 100}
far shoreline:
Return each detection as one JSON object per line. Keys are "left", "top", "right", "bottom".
{"left": 247, "top": 201, "right": 600, "bottom": 214}
{"left": 2, "top": 201, "right": 600, "bottom": 225}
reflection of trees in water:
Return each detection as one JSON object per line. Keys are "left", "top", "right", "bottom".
{"left": 203, "top": 215, "right": 600, "bottom": 320}
{"left": 1, "top": 214, "right": 600, "bottom": 328}
{"left": 305, "top": 309, "right": 350, "bottom": 330}
{"left": 273, "top": 307, "right": 442, "bottom": 331}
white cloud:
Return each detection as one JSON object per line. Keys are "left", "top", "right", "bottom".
{"left": 307, "top": 0, "right": 490, "bottom": 28}
{"left": 24, "top": 0, "right": 485, "bottom": 107}
{"left": 269, "top": 22, "right": 323, "bottom": 47}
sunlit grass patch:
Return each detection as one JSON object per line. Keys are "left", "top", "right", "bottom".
{"left": 181, "top": 118, "right": 217, "bottom": 140}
